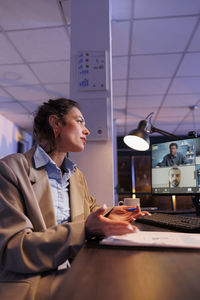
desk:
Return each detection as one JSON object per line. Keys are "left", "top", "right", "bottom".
{"left": 54, "top": 223, "right": 200, "bottom": 300}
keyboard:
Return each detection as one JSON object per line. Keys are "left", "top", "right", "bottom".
{"left": 135, "top": 213, "right": 200, "bottom": 233}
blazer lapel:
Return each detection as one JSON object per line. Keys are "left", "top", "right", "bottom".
{"left": 70, "top": 171, "right": 84, "bottom": 222}
{"left": 24, "top": 148, "right": 57, "bottom": 228}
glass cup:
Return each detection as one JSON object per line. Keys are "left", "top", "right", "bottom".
{"left": 123, "top": 198, "right": 140, "bottom": 207}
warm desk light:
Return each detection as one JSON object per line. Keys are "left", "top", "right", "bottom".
{"left": 123, "top": 120, "right": 150, "bottom": 151}
{"left": 123, "top": 112, "right": 179, "bottom": 151}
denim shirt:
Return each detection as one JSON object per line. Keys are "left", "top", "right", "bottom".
{"left": 33, "top": 145, "right": 76, "bottom": 224}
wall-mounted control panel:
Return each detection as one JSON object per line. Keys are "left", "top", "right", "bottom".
{"left": 77, "top": 51, "right": 108, "bottom": 91}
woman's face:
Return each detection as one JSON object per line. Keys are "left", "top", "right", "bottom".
{"left": 55, "top": 107, "right": 90, "bottom": 153}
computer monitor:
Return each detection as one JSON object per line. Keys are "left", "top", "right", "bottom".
{"left": 151, "top": 137, "right": 200, "bottom": 195}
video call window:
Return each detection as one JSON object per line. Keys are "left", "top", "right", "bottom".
{"left": 151, "top": 137, "right": 200, "bottom": 195}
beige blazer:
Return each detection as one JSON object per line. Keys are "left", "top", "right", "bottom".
{"left": 0, "top": 147, "right": 98, "bottom": 299}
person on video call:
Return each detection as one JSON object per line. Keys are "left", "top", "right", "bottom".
{"left": 160, "top": 142, "right": 188, "bottom": 167}
{"left": 0, "top": 98, "right": 149, "bottom": 300}
{"left": 168, "top": 167, "right": 181, "bottom": 188}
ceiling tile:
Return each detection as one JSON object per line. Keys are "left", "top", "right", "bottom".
{"left": 0, "top": 0, "right": 64, "bottom": 30}
{"left": 127, "top": 95, "right": 163, "bottom": 108}
{"left": 169, "top": 77, "right": 200, "bottom": 94}
{"left": 115, "top": 119, "right": 125, "bottom": 127}
{"left": 131, "top": 17, "right": 197, "bottom": 54}
{"left": 134, "top": 0, "right": 200, "bottom": 18}
{"left": 112, "top": 56, "right": 128, "bottom": 80}
{"left": 0, "top": 64, "right": 39, "bottom": 86}
{"left": 8, "top": 28, "right": 70, "bottom": 62}
{"left": 20, "top": 100, "right": 44, "bottom": 112}
{"left": 125, "top": 123, "right": 141, "bottom": 135}
{"left": 0, "top": 101, "right": 28, "bottom": 114}
{"left": 164, "top": 94, "right": 200, "bottom": 107}
{"left": 128, "top": 78, "right": 170, "bottom": 95}
{"left": 126, "top": 107, "right": 158, "bottom": 121}
{"left": 113, "top": 109, "right": 126, "bottom": 121}
{"left": 0, "top": 88, "right": 14, "bottom": 102}
{"left": 0, "top": 33, "right": 23, "bottom": 64}
{"left": 4, "top": 85, "right": 49, "bottom": 101}
{"left": 177, "top": 53, "right": 200, "bottom": 76}
{"left": 111, "top": 0, "right": 132, "bottom": 20}
{"left": 44, "top": 83, "right": 70, "bottom": 98}
{"left": 116, "top": 125, "right": 126, "bottom": 136}
{"left": 157, "top": 106, "right": 189, "bottom": 118}
{"left": 112, "top": 21, "right": 130, "bottom": 56}
{"left": 130, "top": 54, "right": 181, "bottom": 78}
{"left": 151, "top": 121, "right": 183, "bottom": 135}
{"left": 3, "top": 112, "right": 34, "bottom": 132}
{"left": 30, "top": 61, "right": 70, "bottom": 84}
{"left": 192, "top": 108, "right": 200, "bottom": 117}
{"left": 113, "top": 80, "right": 127, "bottom": 96}
{"left": 188, "top": 23, "right": 200, "bottom": 51}
{"left": 174, "top": 121, "right": 199, "bottom": 135}
{"left": 113, "top": 96, "right": 126, "bottom": 109}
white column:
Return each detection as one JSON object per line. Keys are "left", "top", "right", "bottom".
{"left": 69, "top": 0, "right": 115, "bottom": 206}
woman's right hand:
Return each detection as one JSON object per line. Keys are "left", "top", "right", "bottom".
{"left": 85, "top": 205, "right": 138, "bottom": 237}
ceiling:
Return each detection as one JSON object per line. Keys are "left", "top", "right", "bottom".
{"left": 0, "top": 0, "right": 200, "bottom": 138}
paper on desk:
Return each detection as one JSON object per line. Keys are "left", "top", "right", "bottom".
{"left": 100, "top": 231, "right": 200, "bottom": 249}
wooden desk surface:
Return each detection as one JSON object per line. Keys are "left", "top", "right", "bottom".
{"left": 55, "top": 223, "right": 200, "bottom": 300}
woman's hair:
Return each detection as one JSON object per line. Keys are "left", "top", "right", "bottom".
{"left": 33, "top": 98, "right": 80, "bottom": 153}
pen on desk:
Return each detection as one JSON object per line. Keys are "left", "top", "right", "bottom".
{"left": 126, "top": 207, "right": 137, "bottom": 211}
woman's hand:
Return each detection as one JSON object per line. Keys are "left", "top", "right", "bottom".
{"left": 108, "top": 205, "right": 149, "bottom": 222}
{"left": 85, "top": 205, "right": 138, "bottom": 237}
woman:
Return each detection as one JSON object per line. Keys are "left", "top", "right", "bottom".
{"left": 0, "top": 98, "right": 143, "bottom": 299}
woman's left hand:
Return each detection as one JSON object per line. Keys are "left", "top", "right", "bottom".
{"left": 108, "top": 205, "right": 149, "bottom": 223}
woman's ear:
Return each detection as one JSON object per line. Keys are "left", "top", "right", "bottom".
{"left": 49, "top": 115, "right": 61, "bottom": 138}
{"left": 49, "top": 115, "right": 58, "bottom": 127}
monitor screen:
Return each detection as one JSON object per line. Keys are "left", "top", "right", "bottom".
{"left": 151, "top": 137, "right": 200, "bottom": 194}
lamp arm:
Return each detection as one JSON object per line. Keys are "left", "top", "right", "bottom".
{"left": 150, "top": 125, "right": 181, "bottom": 139}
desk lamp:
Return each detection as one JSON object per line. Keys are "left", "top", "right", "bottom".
{"left": 123, "top": 112, "right": 181, "bottom": 151}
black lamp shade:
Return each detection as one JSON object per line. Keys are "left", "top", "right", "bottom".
{"left": 123, "top": 120, "right": 150, "bottom": 151}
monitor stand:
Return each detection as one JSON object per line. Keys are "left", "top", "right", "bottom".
{"left": 192, "top": 195, "right": 200, "bottom": 216}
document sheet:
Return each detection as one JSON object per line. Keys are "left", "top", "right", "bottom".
{"left": 100, "top": 231, "right": 200, "bottom": 249}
